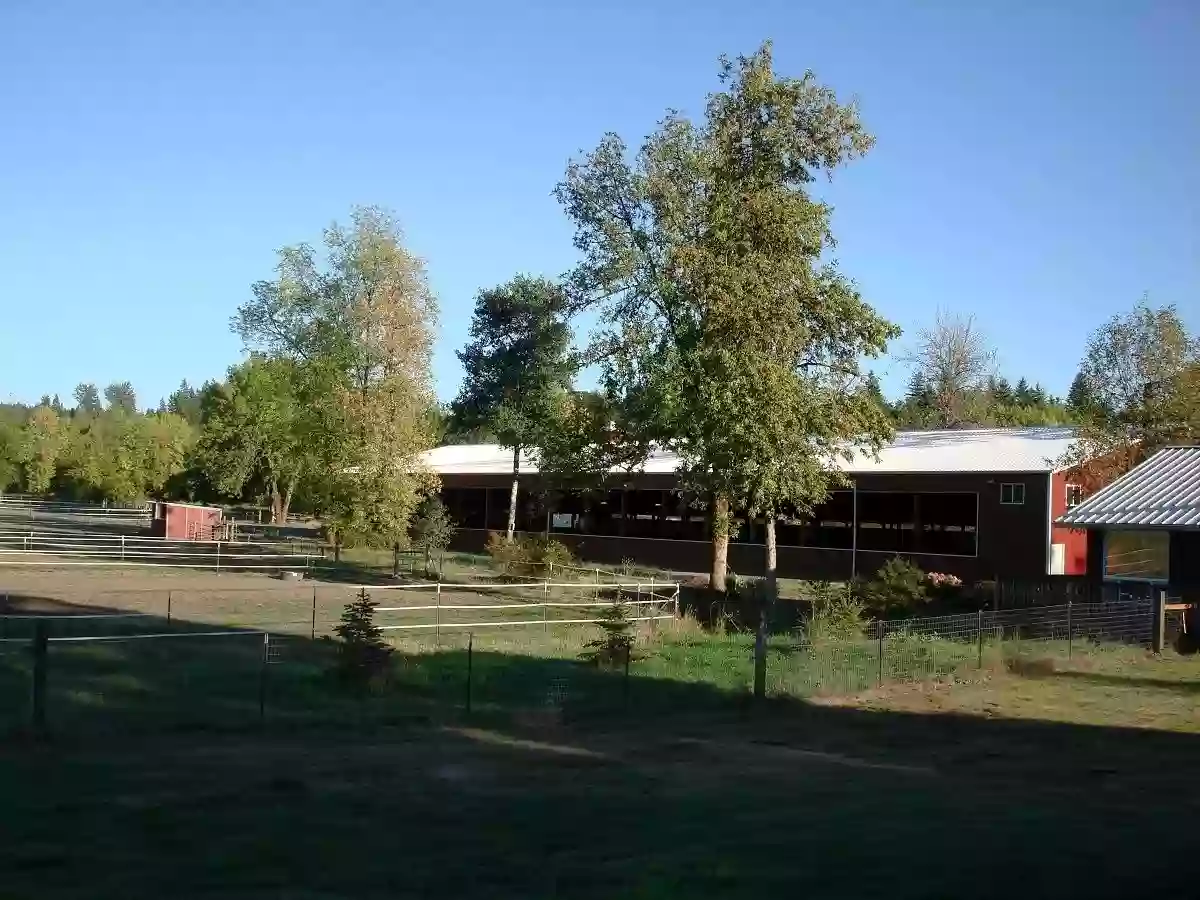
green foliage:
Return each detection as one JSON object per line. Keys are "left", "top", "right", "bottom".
{"left": 333, "top": 589, "right": 393, "bottom": 689}
{"left": 232, "top": 206, "right": 440, "bottom": 546}
{"left": 104, "top": 381, "right": 138, "bottom": 415}
{"left": 485, "top": 531, "right": 576, "bottom": 576}
{"left": 409, "top": 495, "right": 456, "bottom": 567}
{"left": 197, "top": 356, "right": 313, "bottom": 522}
{"left": 18, "top": 406, "right": 65, "bottom": 493}
{"left": 859, "top": 557, "right": 929, "bottom": 614}
{"left": 555, "top": 42, "right": 897, "bottom": 595}
{"left": 580, "top": 594, "right": 635, "bottom": 667}
{"left": 451, "top": 275, "right": 576, "bottom": 536}
{"left": 802, "top": 588, "right": 866, "bottom": 645}
{"left": 72, "top": 383, "right": 102, "bottom": 415}
{"left": 1059, "top": 298, "right": 1200, "bottom": 488}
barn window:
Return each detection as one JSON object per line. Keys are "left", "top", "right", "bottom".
{"left": 1000, "top": 483, "right": 1025, "bottom": 505}
{"left": 1104, "top": 530, "right": 1170, "bottom": 582}
{"left": 1065, "top": 484, "right": 1083, "bottom": 508}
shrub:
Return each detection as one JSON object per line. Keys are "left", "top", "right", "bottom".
{"left": 860, "top": 557, "right": 929, "bottom": 614}
{"left": 332, "top": 588, "right": 393, "bottom": 689}
{"left": 803, "top": 587, "right": 866, "bottom": 645}
{"left": 485, "top": 530, "right": 524, "bottom": 572}
{"left": 537, "top": 537, "right": 576, "bottom": 571}
{"left": 409, "top": 496, "right": 456, "bottom": 573}
{"left": 485, "top": 532, "right": 576, "bottom": 576}
{"left": 580, "top": 594, "right": 635, "bottom": 667}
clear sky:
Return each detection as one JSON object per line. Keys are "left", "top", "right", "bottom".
{"left": 1, "top": 0, "right": 1196, "bottom": 408}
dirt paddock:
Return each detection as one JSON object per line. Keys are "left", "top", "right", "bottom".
{"left": 0, "top": 562, "right": 656, "bottom": 636}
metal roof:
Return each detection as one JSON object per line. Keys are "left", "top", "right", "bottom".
{"left": 422, "top": 427, "right": 1078, "bottom": 477}
{"left": 1057, "top": 446, "right": 1200, "bottom": 530}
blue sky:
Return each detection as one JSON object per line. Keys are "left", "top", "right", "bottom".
{"left": 1, "top": 0, "right": 1196, "bottom": 408}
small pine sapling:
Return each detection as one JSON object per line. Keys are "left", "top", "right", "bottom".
{"left": 581, "top": 591, "right": 636, "bottom": 667}
{"left": 333, "top": 588, "right": 393, "bottom": 689}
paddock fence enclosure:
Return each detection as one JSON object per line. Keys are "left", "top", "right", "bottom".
{"left": 0, "top": 583, "right": 1179, "bottom": 735}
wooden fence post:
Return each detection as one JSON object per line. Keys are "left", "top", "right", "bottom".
{"left": 1152, "top": 590, "right": 1167, "bottom": 654}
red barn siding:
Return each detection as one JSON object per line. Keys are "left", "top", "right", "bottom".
{"left": 1050, "top": 470, "right": 1088, "bottom": 575}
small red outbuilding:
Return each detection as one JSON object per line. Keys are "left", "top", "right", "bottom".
{"left": 149, "top": 501, "right": 223, "bottom": 541}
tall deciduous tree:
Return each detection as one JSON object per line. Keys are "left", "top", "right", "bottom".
{"left": 73, "top": 383, "right": 102, "bottom": 416}
{"left": 452, "top": 275, "right": 575, "bottom": 540}
{"left": 232, "top": 206, "right": 440, "bottom": 545}
{"left": 19, "top": 405, "right": 65, "bottom": 494}
{"left": 1060, "top": 299, "right": 1200, "bottom": 489}
{"left": 902, "top": 311, "right": 995, "bottom": 427}
{"left": 555, "top": 41, "right": 898, "bottom": 621}
{"left": 104, "top": 381, "right": 138, "bottom": 415}
{"left": 198, "top": 357, "right": 313, "bottom": 522}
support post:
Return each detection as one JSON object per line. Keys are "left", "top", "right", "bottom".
{"left": 435, "top": 582, "right": 442, "bottom": 647}
{"left": 1067, "top": 600, "right": 1073, "bottom": 659}
{"left": 465, "top": 633, "right": 473, "bottom": 713}
{"left": 623, "top": 640, "right": 631, "bottom": 708}
{"left": 120, "top": 534, "right": 125, "bottom": 562}
{"left": 31, "top": 620, "right": 48, "bottom": 730}
{"left": 1152, "top": 590, "right": 1167, "bottom": 654}
{"left": 311, "top": 588, "right": 318, "bottom": 641}
{"left": 877, "top": 625, "right": 884, "bottom": 686}
{"left": 216, "top": 541, "right": 221, "bottom": 574}
{"left": 259, "top": 633, "right": 270, "bottom": 723}
{"left": 977, "top": 608, "right": 984, "bottom": 668}
{"left": 167, "top": 590, "right": 172, "bottom": 622}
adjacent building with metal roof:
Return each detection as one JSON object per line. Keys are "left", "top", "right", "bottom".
{"left": 1055, "top": 447, "right": 1200, "bottom": 588}
{"left": 1058, "top": 446, "right": 1200, "bottom": 531}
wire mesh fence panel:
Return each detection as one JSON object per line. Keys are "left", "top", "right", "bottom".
{"left": 44, "top": 632, "right": 267, "bottom": 734}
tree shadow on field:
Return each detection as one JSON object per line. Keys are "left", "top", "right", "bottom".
{"left": 1036, "top": 668, "right": 1200, "bottom": 695}
{"left": 4, "top": 597, "right": 1200, "bottom": 898}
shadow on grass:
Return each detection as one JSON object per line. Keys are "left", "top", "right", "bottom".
{"left": 1040, "top": 668, "right": 1200, "bottom": 695}
{"left": 5, "top": 599, "right": 1200, "bottom": 898}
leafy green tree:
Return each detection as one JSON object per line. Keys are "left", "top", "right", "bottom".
{"left": 409, "top": 495, "right": 456, "bottom": 575}
{"left": 233, "top": 206, "right": 440, "bottom": 546}
{"left": 865, "top": 372, "right": 889, "bottom": 417}
{"left": 1066, "top": 372, "right": 1096, "bottom": 417}
{"left": 104, "top": 381, "right": 137, "bottom": 415}
{"left": 555, "top": 40, "right": 898, "bottom": 640}
{"left": 1060, "top": 298, "right": 1200, "bottom": 489}
{"left": 198, "top": 357, "right": 313, "bottom": 523}
{"left": 0, "top": 420, "right": 23, "bottom": 491}
{"left": 451, "top": 275, "right": 575, "bottom": 540}
{"left": 166, "top": 380, "right": 208, "bottom": 426}
{"left": 989, "top": 376, "right": 1014, "bottom": 407}
{"left": 73, "top": 383, "right": 102, "bottom": 415}
{"left": 19, "top": 405, "right": 65, "bottom": 494}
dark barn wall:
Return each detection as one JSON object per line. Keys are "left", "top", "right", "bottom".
{"left": 441, "top": 469, "right": 1052, "bottom": 583}
{"left": 1170, "top": 531, "right": 1200, "bottom": 588}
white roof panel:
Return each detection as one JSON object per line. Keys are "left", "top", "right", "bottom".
{"left": 422, "top": 427, "right": 1077, "bottom": 477}
{"left": 1057, "top": 446, "right": 1200, "bottom": 530}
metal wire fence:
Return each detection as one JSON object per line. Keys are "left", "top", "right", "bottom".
{"left": 0, "top": 594, "right": 1171, "bottom": 735}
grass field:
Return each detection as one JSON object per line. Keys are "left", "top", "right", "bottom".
{"left": 4, "top": 558, "right": 1200, "bottom": 897}
{"left": 5, "top": 664, "right": 1200, "bottom": 898}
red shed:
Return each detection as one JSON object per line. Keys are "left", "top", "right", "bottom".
{"left": 149, "top": 502, "right": 223, "bottom": 541}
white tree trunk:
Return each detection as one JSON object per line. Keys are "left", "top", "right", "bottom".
{"left": 506, "top": 446, "right": 520, "bottom": 542}
{"left": 754, "top": 515, "right": 777, "bottom": 699}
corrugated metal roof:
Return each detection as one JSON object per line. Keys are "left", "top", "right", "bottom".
{"left": 1057, "top": 446, "right": 1200, "bottom": 530}
{"left": 422, "top": 427, "right": 1077, "bottom": 477}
